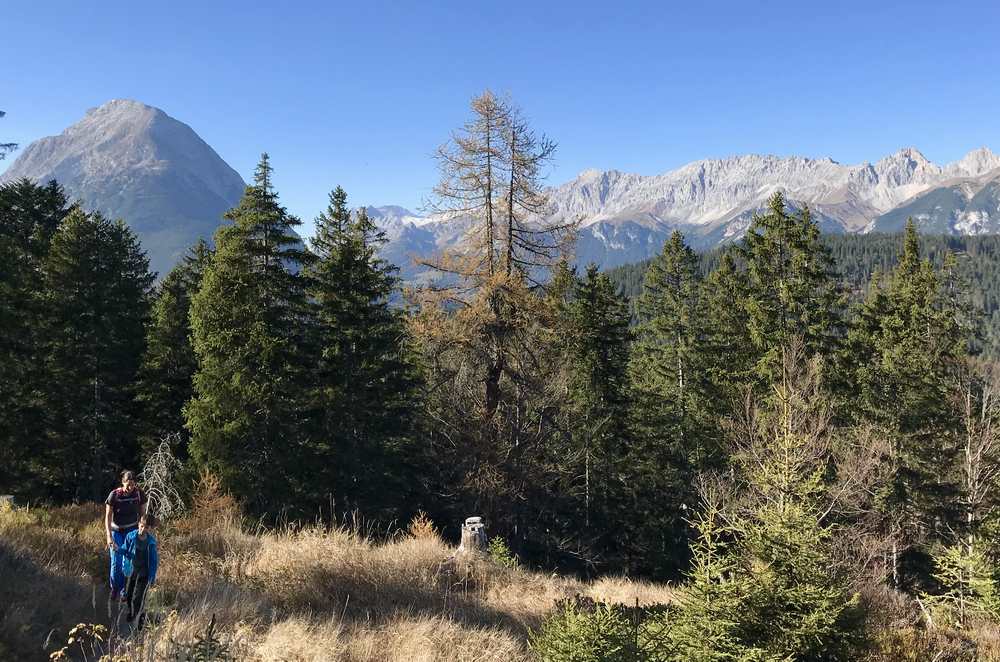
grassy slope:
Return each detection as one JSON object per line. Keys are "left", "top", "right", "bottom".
{"left": 0, "top": 502, "right": 675, "bottom": 661}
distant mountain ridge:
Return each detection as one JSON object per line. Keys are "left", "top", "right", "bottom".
{"left": 369, "top": 146, "right": 1000, "bottom": 271}
{"left": 5, "top": 99, "right": 999, "bottom": 276}
{"left": 0, "top": 99, "right": 246, "bottom": 276}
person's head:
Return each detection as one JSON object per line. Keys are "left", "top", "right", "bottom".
{"left": 138, "top": 512, "right": 157, "bottom": 535}
{"left": 120, "top": 470, "right": 137, "bottom": 491}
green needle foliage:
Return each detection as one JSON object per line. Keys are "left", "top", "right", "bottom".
{"left": 41, "top": 206, "right": 154, "bottom": 500}
{"left": 306, "top": 186, "right": 420, "bottom": 520}
{"left": 138, "top": 239, "right": 213, "bottom": 458}
{"left": 739, "top": 193, "right": 845, "bottom": 388}
{"left": 845, "top": 220, "right": 969, "bottom": 586}
{"left": 562, "top": 264, "right": 634, "bottom": 563}
{"left": 0, "top": 179, "right": 68, "bottom": 495}
{"left": 186, "top": 154, "right": 316, "bottom": 517}
{"left": 630, "top": 230, "right": 719, "bottom": 470}
{"left": 924, "top": 539, "right": 1000, "bottom": 627}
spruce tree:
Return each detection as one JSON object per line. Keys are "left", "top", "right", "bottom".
{"left": 186, "top": 154, "right": 316, "bottom": 517}
{"left": 41, "top": 208, "right": 154, "bottom": 500}
{"left": 662, "top": 501, "right": 757, "bottom": 662}
{"left": 137, "top": 240, "right": 213, "bottom": 458}
{"left": 667, "top": 349, "right": 861, "bottom": 661}
{"left": 698, "top": 250, "right": 754, "bottom": 412}
{"left": 561, "top": 265, "right": 636, "bottom": 566}
{"left": 0, "top": 179, "right": 68, "bottom": 495}
{"left": 630, "top": 230, "right": 719, "bottom": 470}
{"left": 306, "top": 187, "right": 419, "bottom": 519}
{"left": 846, "top": 219, "right": 967, "bottom": 586}
{"left": 740, "top": 193, "right": 844, "bottom": 385}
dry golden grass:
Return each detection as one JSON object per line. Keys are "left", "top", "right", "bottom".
{"left": 7, "top": 500, "right": 1000, "bottom": 661}
{"left": 0, "top": 500, "right": 667, "bottom": 661}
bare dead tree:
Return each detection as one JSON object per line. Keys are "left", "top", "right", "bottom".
{"left": 956, "top": 360, "right": 1000, "bottom": 555}
{"left": 140, "top": 435, "right": 186, "bottom": 521}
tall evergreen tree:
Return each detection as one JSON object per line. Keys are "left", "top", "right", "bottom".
{"left": 627, "top": 231, "right": 722, "bottom": 575}
{"left": 41, "top": 207, "right": 154, "bottom": 501}
{"left": 186, "top": 154, "right": 316, "bottom": 517}
{"left": 0, "top": 179, "right": 68, "bottom": 495}
{"left": 630, "top": 230, "right": 718, "bottom": 469}
{"left": 740, "top": 193, "right": 844, "bottom": 385}
{"left": 137, "top": 240, "right": 213, "bottom": 458}
{"left": 667, "top": 349, "right": 861, "bottom": 661}
{"left": 845, "top": 219, "right": 967, "bottom": 586}
{"left": 698, "top": 250, "right": 754, "bottom": 409}
{"left": 306, "top": 186, "right": 420, "bottom": 518}
{"left": 562, "top": 265, "right": 634, "bottom": 566}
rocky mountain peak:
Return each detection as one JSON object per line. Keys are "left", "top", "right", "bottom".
{"left": 945, "top": 147, "right": 1000, "bottom": 179}
{"left": 1, "top": 100, "right": 246, "bottom": 277}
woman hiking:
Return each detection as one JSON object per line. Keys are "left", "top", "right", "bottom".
{"left": 104, "top": 470, "right": 148, "bottom": 600}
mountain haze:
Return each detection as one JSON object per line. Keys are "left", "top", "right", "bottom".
{"left": 0, "top": 100, "right": 246, "bottom": 276}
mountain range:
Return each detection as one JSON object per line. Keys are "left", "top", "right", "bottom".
{"left": 4, "top": 99, "right": 1000, "bottom": 276}
{"left": 371, "top": 147, "right": 1000, "bottom": 271}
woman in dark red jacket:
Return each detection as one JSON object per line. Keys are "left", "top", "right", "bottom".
{"left": 103, "top": 470, "right": 148, "bottom": 600}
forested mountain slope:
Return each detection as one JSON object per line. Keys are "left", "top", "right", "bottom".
{"left": 606, "top": 232, "right": 1000, "bottom": 354}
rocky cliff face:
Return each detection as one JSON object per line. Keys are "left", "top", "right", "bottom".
{"left": 1, "top": 99, "right": 246, "bottom": 276}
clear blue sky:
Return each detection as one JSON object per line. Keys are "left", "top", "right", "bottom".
{"left": 4, "top": 0, "right": 1000, "bottom": 239}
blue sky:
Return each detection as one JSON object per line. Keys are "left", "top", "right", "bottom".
{"left": 3, "top": 0, "right": 1000, "bottom": 239}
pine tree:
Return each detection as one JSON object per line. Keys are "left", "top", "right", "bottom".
{"left": 0, "top": 179, "right": 68, "bottom": 495}
{"left": 924, "top": 539, "right": 1000, "bottom": 626}
{"left": 306, "top": 186, "right": 420, "bottom": 519}
{"left": 186, "top": 154, "right": 316, "bottom": 517}
{"left": 662, "top": 500, "right": 758, "bottom": 662}
{"left": 41, "top": 208, "right": 154, "bottom": 500}
{"left": 740, "top": 193, "right": 844, "bottom": 385}
{"left": 137, "top": 240, "right": 213, "bottom": 458}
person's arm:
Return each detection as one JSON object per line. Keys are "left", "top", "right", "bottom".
{"left": 105, "top": 503, "right": 116, "bottom": 550}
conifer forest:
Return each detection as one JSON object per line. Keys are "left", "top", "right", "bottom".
{"left": 5, "top": 92, "right": 1000, "bottom": 660}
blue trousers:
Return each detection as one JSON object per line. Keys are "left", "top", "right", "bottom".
{"left": 109, "top": 527, "right": 135, "bottom": 594}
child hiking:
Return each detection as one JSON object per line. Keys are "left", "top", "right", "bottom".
{"left": 121, "top": 512, "right": 159, "bottom": 630}
{"left": 104, "top": 470, "right": 148, "bottom": 600}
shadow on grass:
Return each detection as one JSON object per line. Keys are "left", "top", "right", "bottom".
{"left": 0, "top": 539, "right": 110, "bottom": 660}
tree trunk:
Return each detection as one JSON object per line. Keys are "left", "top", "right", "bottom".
{"left": 458, "top": 516, "right": 487, "bottom": 555}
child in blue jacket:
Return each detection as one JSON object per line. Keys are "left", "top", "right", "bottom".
{"left": 122, "top": 512, "right": 159, "bottom": 629}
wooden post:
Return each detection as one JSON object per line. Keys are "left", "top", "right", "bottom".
{"left": 0, "top": 495, "right": 15, "bottom": 510}
{"left": 458, "top": 516, "right": 487, "bottom": 555}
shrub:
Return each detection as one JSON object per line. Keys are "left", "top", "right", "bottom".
{"left": 530, "top": 598, "right": 636, "bottom": 662}
{"left": 488, "top": 536, "right": 518, "bottom": 569}
{"left": 407, "top": 510, "right": 438, "bottom": 540}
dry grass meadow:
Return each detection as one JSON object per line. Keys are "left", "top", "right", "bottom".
{"left": 0, "top": 482, "right": 676, "bottom": 661}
